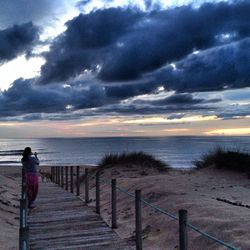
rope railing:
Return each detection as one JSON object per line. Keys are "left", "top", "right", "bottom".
{"left": 19, "top": 167, "right": 29, "bottom": 250}
{"left": 50, "top": 166, "right": 240, "bottom": 250}
{"left": 101, "top": 177, "right": 239, "bottom": 249}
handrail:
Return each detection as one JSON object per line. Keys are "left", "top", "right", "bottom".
{"left": 19, "top": 167, "right": 29, "bottom": 250}
{"left": 50, "top": 166, "right": 240, "bottom": 250}
{"left": 100, "top": 174, "right": 240, "bottom": 249}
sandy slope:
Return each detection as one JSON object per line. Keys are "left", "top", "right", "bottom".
{"left": 83, "top": 165, "right": 250, "bottom": 250}
{"left": 0, "top": 167, "right": 20, "bottom": 250}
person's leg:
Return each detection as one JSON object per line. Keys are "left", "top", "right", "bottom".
{"left": 33, "top": 175, "right": 39, "bottom": 202}
{"left": 26, "top": 175, "right": 38, "bottom": 208}
{"left": 26, "top": 175, "right": 33, "bottom": 207}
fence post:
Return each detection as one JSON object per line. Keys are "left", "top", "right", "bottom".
{"left": 53, "top": 167, "right": 55, "bottom": 183}
{"left": 56, "top": 166, "right": 59, "bottom": 185}
{"left": 76, "top": 166, "right": 80, "bottom": 196}
{"left": 19, "top": 167, "right": 29, "bottom": 250}
{"left": 58, "top": 166, "right": 61, "bottom": 186}
{"left": 65, "top": 166, "right": 69, "bottom": 191}
{"left": 85, "top": 168, "right": 89, "bottom": 203}
{"left": 96, "top": 172, "right": 100, "bottom": 214}
{"left": 111, "top": 179, "right": 117, "bottom": 229}
{"left": 61, "top": 166, "right": 64, "bottom": 188}
{"left": 51, "top": 167, "right": 53, "bottom": 182}
{"left": 179, "top": 209, "right": 188, "bottom": 250}
{"left": 19, "top": 227, "right": 29, "bottom": 250}
{"left": 70, "top": 166, "right": 74, "bottom": 193}
{"left": 55, "top": 167, "right": 58, "bottom": 184}
{"left": 135, "top": 190, "right": 142, "bottom": 250}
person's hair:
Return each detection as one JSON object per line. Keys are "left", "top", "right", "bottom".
{"left": 22, "top": 147, "right": 32, "bottom": 162}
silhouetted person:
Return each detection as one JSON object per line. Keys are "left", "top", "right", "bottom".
{"left": 21, "top": 147, "right": 39, "bottom": 209}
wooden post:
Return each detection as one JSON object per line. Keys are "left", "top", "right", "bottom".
{"left": 96, "top": 172, "right": 100, "bottom": 214}
{"left": 76, "top": 166, "right": 80, "bottom": 196}
{"left": 179, "top": 209, "right": 188, "bottom": 250}
{"left": 61, "top": 167, "right": 64, "bottom": 188}
{"left": 70, "top": 166, "right": 74, "bottom": 193}
{"left": 58, "top": 166, "right": 61, "bottom": 186}
{"left": 53, "top": 167, "right": 56, "bottom": 183}
{"left": 135, "top": 190, "right": 142, "bottom": 250}
{"left": 50, "top": 166, "right": 52, "bottom": 182}
{"left": 21, "top": 167, "right": 27, "bottom": 199}
{"left": 51, "top": 167, "right": 53, "bottom": 182}
{"left": 20, "top": 199, "right": 27, "bottom": 228}
{"left": 19, "top": 167, "right": 29, "bottom": 250}
{"left": 65, "top": 166, "right": 69, "bottom": 191}
{"left": 111, "top": 179, "right": 117, "bottom": 229}
{"left": 19, "top": 227, "right": 29, "bottom": 250}
{"left": 85, "top": 168, "right": 89, "bottom": 203}
{"left": 56, "top": 166, "right": 59, "bottom": 184}
{"left": 55, "top": 167, "right": 57, "bottom": 184}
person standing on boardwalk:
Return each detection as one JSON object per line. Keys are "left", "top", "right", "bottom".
{"left": 21, "top": 147, "right": 40, "bottom": 209}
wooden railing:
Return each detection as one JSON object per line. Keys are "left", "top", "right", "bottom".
{"left": 48, "top": 165, "right": 239, "bottom": 250}
{"left": 49, "top": 166, "right": 189, "bottom": 250}
{"left": 19, "top": 167, "right": 29, "bottom": 250}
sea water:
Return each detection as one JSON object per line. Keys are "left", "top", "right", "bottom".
{"left": 1, "top": 136, "right": 250, "bottom": 168}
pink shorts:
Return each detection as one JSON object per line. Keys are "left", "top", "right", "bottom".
{"left": 26, "top": 174, "right": 38, "bottom": 204}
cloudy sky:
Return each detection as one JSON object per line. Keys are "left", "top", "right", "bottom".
{"left": 0, "top": 0, "right": 250, "bottom": 138}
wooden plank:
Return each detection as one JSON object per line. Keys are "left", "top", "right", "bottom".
{"left": 28, "top": 182, "right": 131, "bottom": 250}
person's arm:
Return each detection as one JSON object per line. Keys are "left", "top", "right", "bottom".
{"left": 34, "top": 152, "right": 39, "bottom": 165}
{"left": 31, "top": 154, "right": 40, "bottom": 165}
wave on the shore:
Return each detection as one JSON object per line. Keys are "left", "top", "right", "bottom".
{"left": 0, "top": 150, "right": 23, "bottom": 156}
{"left": 0, "top": 161, "right": 20, "bottom": 165}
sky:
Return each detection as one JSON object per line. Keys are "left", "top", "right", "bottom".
{"left": 0, "top": 0, "right": 250, "bottom": 138}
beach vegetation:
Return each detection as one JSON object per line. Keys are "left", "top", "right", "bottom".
{"left": 193, "top": 147, "right": 250, "bottom": 174}
{"left": 99, "top": 151, "right": 169, "bottom": 172}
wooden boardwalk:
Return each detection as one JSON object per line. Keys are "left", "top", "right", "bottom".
{"left": 28, "top": 182, "right": 131, "bottom": 250}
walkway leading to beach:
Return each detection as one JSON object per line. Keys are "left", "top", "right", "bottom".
{"left": 28, "top": 181, "right": 131, "bottom": 250}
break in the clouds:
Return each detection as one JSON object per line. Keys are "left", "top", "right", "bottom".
{"left": 0, "top": 22, "right": 39, "bottom": 63}
{"left": 0, "top": 0, "right": 72, "bottom": 29}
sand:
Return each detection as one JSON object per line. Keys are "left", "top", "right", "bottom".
{"left": 0, "top": 166, "right": 20, "bottom": 250}
{"left": 0, "top": 165, "right": 249, "bottom": 250}
{"left": 83, "top": 165, "right": 250, "bottom": 250}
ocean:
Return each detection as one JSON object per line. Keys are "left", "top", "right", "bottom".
{"left": 1, "top": 136, "right": 250, "bottom": 168}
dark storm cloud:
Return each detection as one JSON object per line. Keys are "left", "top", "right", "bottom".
{"left": 153, "top": 38, "right": 250, "bottom": 92}
{"left": 0, "top": 22, "right": 39, "bottom": 63}
{"left": 0, "top": 77, "right": 218, "bottom": 121}
{"left": 94, "top": 102, "right": 213, "bottom": 116}
{"left": 39, "top": 8, "right": 141, "bottom": 83}
{"left": 40, "top": 1, "right": 250, "bottom": 88}
{"left": 105, "top": 81, "right": 156, "bottom": 100}
{"left": 0, "top": 78, "right": 106, "bottom": 118}
{"left": 133, "top": 93, "right": 221, "bottom": 105}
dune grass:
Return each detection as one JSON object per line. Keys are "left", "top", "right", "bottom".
{"left": 193, "top": 147, "right": 250, "bottom": 174}
{"left": 99, "top": 151, "right": 169, "bottom": 172}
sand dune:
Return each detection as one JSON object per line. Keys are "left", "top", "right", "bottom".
{"left": 84, "top": 165, "right": 250, "bottom": 250}
{"left": 0, "top": 167, "right": 20, "bottom": 250}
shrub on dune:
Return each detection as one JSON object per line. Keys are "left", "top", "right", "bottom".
{"left": 99, "top": 151, "right": 169, "bottom": 172}
{"left": 193, "top": 147, "right": 250, "bottom": 174}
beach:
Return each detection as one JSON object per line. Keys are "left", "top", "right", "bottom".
{"left": 85, "top": 165, "right": 250, "bottom": 250}
{"left": 0, "top": 166, "right": 20, "bottom": 250}
{"left": 1, "top": 165, "right": 249, "bottom": 249}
